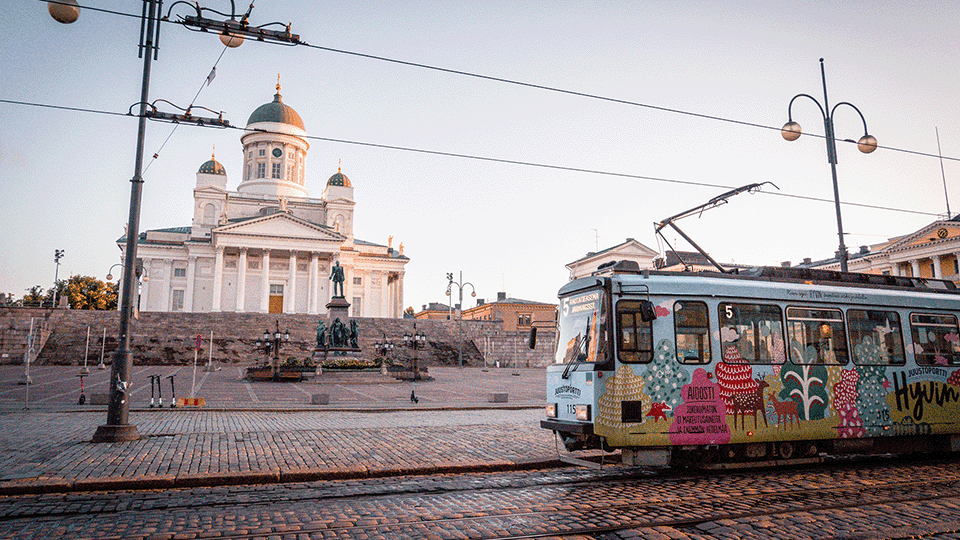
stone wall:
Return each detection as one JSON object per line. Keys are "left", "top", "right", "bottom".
{"left": 0, "top": 308, "right": 557, "bottom": 368}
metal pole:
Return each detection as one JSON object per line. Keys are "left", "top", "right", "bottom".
{"left": 82, "top": 325, "right": 90, "bottom": 373}
{"left": 93, "top": 0, "right": 158, "bottom": 443}
{"left": 98, "top": 327, "right": 106, "bottom": 369}
{"left": 820, "top": 59, "right": 848, "bottom": 273}
{"left": 457, "top": 271, "right": 463, "bottom": 368}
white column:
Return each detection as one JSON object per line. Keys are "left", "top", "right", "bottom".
{"left": 260, "top": 249, "right": 271, "bottom": 313}
{"left": 212, "top": 247, "right": 224, "bottom": 312}
{"left": 236, "top": 248, "right": 247, "bottom": 312}
{"left": 932, "top": 255, "right": 943, "bottom": 279}
{"left": 890, "top": 263, "right": 900, "bottom": 276}
{"left": 308, "top": 252, "right": 319, "bottom": 314}
{"left": 159, "top": 259, "right": 172, "bottom": 312}
{"left": 363, "top": 269, "right": 372, "bottom": 318}
{"left": 397, "top": 271, "right": 405, "bottom": 318}
{"left": 910, "top": 259, "right": 921, "bottom": 278}
{"left": 185, "top": 255, "right": 197, "bottom": 312}
{"left": 287, "top": 252, "right": 298, "bottom": 313}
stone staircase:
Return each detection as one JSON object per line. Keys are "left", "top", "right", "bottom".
{"left": 0, "top": 308, "right": 556, "bottom": 368}
{"left": 0, "top": 308, "right": 57, "bottom": 365}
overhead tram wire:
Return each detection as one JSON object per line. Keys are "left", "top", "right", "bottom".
{"left": 229, "top": 123, "right": 941, "bottom": 219}
{"left": 0, "top": 94, "right": 941, "bottom": 219}
{"left": 37, "top": 1, "right": 960, "bottom": 166}
{"left": 143, "top": 44, "right": 231, "bottom": 174}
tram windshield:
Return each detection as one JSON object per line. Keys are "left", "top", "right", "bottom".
{"left": 556, "top": 288, "right": 608, "bottom": 364}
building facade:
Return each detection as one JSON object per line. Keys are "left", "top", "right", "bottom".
{"left": 123, "top": 83, "right": 409, "bottom": 317}
{"left": 565, "top": 238, "right": 659, "bottom": 281}
{"left": 797, "top": 216, "right": 960, "bottom": 284}
{"left": 461, "top": 293, "right": 557, "bottom": 333}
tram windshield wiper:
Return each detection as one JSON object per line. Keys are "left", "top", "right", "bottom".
{"left": 561, "top": 332, "right": 589, "bottom": 380}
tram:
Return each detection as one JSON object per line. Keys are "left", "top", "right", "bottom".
{"left": 541, "top": 262, "right": 960, "bottom": 467}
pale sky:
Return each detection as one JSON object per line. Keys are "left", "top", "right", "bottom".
{"left": 1, "top": 1, "right": 958, "bottom": 311}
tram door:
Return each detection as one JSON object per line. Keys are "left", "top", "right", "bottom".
{"left": 269, "top": 284, "right": 284, "bottom": 314}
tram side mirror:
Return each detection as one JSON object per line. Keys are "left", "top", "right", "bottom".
{"left": 528, "top": 327, "right": 537, "bottom": 349}
{"left": 639, "top": 300, "right": 657, "bottom": 323}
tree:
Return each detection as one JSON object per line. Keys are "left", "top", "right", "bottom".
{"left": 21, "top": 286, "right": 46, "bottom": 306}
{"left": 404, "top": 306, "right": 415, "bottom": 317}
{"left": 64, "top": 275, "right": 118, "bottom": 310}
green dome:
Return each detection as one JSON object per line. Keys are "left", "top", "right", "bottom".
{"left": 327, "top": 168, "right": 351, "bottom": 187}
{"left": 198, "top": 156, "right": 226, "bottom": 175}
{"left": 246, "top": 85, "right": 305, "bottom": 130}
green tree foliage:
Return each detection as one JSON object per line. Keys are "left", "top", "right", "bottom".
{"left": 64, "top": 276, "right": 118, "bottom": 310}
{"left": 21, "top": 285, "right": 46, "bottom": 306}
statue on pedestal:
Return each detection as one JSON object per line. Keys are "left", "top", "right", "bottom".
{"left": 329, "top": 260, "right": 345, "bottom": 297}
{"left": 331, "top": 317, "right": 347, "bottom": 348}
{"left": 349, "top": 319, "right": 359, "bottom": 349}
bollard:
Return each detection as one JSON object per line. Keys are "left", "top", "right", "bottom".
{"left": 167, "top": 375, "right": 177, "bottom": 408}
{"left": 149, "top": 375, "right": 156, "bottom": 408}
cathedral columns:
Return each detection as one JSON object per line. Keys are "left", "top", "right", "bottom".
{"left": 910, "top": 259, "right": 921, "bottom": 278}
{"left": 308, "top": 252, "right": 319, "bottom": 314}
{"left": 287, "top": 252, "right": 298, "bottom": 313}
{"left": 932, "top": 255, "right": 943, "bottom": 279}
{"left": 236, "top": 248, "right": 248, "bottom": 312}
{"left": 212, "top": 247, "right": 224, "bottom": 312}
{"left": 139, "top": 258, "right": 152, "bottom": 312}
{"left": 159, "top": 259, "right": 172, "bottom": 312}
{"left": 890, "top": 263, "right": 901, "bottom": 276}
{"left": 260, "top": 249, "right": 271, "bottom": 313}
{"left": 185, "top": 256, "right": 197, "bottom": 312}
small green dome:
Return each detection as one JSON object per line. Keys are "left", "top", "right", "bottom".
{"left": 327, "top": 167, "right": 351, "bottom": 187}
{"left": 246, "top": 83, "right": 305, "bottom": 130}
{"left": 198, "top": 155, "right": 226, "bottom": 175}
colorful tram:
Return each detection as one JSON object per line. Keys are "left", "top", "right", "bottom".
{"left": 541, "top": 262, "right": 960, "bottom": 467}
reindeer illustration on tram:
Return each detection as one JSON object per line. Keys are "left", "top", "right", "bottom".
{"left": 540, "top": 185, "right": 960, "bottom": 467}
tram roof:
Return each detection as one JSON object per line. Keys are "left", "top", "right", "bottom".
{"left": 560, "top": 263, "right": 960, "bottom": 305}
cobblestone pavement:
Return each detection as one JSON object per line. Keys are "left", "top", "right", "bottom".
{"left": 0, "top": 365, "right": 545, "bottom": 409}
{"left": 0, "top": 367, "right": 566, "bottom": 494}
{"left": 2, "top": 457, "right": 960, "bottom": 539}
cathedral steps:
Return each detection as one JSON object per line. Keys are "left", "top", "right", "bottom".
{"left": 0, "top": 308, "right": 555, "bottom": 368}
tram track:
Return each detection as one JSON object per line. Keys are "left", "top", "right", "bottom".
{"left": 4, "top": 457, "right": 960, "bottom": 539}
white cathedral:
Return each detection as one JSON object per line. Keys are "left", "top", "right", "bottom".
{"left": 123, "top": 82, "right": 409, "bottom": 317}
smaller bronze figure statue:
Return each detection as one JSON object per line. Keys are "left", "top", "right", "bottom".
{"left": 329, "top": 260, "right": 345, "bottom": 297}
{"left": 331, "top": 317, "right": 347, "bottom": 348}
{"left": 349, "top": 319, "right": 359, "bottom": 349}
{"left": 315, "top": 320, "right": 327, "bottom": 348}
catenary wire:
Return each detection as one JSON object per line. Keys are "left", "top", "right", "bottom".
{"left": 37, "top": 0, "right": 960, "bottom": 164}
{"left": 0, "top": 96, "right": 943, "bottom": 219}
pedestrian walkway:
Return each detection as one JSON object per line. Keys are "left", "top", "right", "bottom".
{"left": 0, "top": 367, "right": 586, "bottom": 494}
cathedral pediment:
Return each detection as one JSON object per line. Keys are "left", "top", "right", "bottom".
{"left": 214, "top": 213, "right": 345, "bottom": 242}
{"left": 883, "top": 221, "right": 960, "bottom": 253}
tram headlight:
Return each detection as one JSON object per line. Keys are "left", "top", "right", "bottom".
{"left": 546, "top": 403, "right": 557, "bottom": 418}
{"left": 575, "top": 404, "right": 591, "bottom": 422}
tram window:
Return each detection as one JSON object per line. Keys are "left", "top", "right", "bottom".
{"left": 910, "top": 313, "right": 960, "bottom": 366}
{"left": 718, "top": 303, "right": 785, "bottom": 364}
{"left": 618, "top": 301, "right": 653, "bottom": 363}
{"left": 847, "top": 309, "right": 905, "bottom": 365}
{"left": 786, "top": 307, "right": 848, "bottom": 365}
{"left": 675, "top": 301, "right": 710, "bottom": 364}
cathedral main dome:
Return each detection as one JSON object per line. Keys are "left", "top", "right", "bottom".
{"left": 246, "top": 82, "right": 305, "bottom": 130}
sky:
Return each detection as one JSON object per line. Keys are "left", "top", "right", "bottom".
{"left": 1, "top": 1, "right": 959, "bottom": 311}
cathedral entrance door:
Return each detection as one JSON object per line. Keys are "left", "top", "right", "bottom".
{"left": 269, "top": 284, "right": 284, "bottom": 314}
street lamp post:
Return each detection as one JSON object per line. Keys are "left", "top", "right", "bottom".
{"left": 51, "top": 249, "right": 64, "bottom": 308}
{"left": 49, "top": 0, "right": 300, "bottom": 443}
{"left": 445, "top": 272, "right": 476, "bottom": 368}
{"left": 254, "top": 320, "right": 290, "bottom": 381}
{"left": 782, "top": 58, "right": 877, "bottom": 273}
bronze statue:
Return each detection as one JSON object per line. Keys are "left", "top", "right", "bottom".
{"left": 331, "top": 317, "right": 347, "bottom": 348}
{"left": 315, "top": 320, "right": 327, "bottom": 348}
{"left": 349, "top": 319, "right": 359, "bottom": 349}
{"left": 329, "top": 260, "right": 345, "bottom": 297}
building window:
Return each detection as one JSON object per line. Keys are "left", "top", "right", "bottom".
{"left": 173, "top": 267, "right": 187, "bottom": 278}
{"left": 272, "top": 162, "right": 282, "bottom": 179}
{"left": 269, "top": 284, "right": 284, "bottom": 295}
{"left": 352, "top": 297, "right": 362, "bottom": 316}
{"left": 353, "top": 277, "right": 363, "bottom": 286}
{"left": 256, "top": 163, "right": 265, "bottom": 178}
{"left": 955, "top": 259, "right": 959, "bottom": 274}
{"left": 171, "top": 290, "right": 185, "bottom": 312}
{"left": 517, "top": 313, "right": 531, "bottom": 327}
{"left": 258, "top": 149, "right": 265, "bottom": 156}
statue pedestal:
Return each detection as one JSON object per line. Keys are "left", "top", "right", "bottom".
{"left": 326, "top": 296, "right": 350, "bottom": 323}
